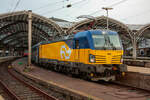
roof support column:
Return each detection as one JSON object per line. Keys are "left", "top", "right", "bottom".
{"left": 8, "top": 47, "right": 12, "bottom": 56}
{"left": 132, "top": 34, "right": 137, "bottom": 59}
{"left": 28, "top": 10, "right": 32, "bottom": 67}
{"left": 2, "top": 48, "right": 6, "bottom": 57}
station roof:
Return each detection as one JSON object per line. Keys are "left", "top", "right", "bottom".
{"left": 67, "top": 16, "right": 133, "bottom": 46}
{"left": 50, "top": 17, "right": 75, "bottom": 29}
{"left": 0, "top": 11, "right": 63, "bottom": 49}
{"left": 55, "top": 21, "right": 74, "bottom": 29}
{"left": 1, "top": 11, "right": 150, "bottom": 51}
{"left": 126, "top": 24, "right": 145, "bottom": 31}
{"left": 134, "top": 23, "right": 150, "bottom": 42}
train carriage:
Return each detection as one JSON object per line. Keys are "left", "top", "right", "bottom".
{"left": 32, "top": 30, "right": 127, "bottom": 81}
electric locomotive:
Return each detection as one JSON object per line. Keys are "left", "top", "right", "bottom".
{"left": 32, "top": 30, "right": 127, "bottom": 81}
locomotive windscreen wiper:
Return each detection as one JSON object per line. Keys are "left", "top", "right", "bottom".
{"left": 102, "top": 34, "right": 116, "bottom": 50}
{"left": 101, "top": 37, "right": 107, "bottom": 50}
{"left": 110, "top": 42, "right": 116, "bottom": 50}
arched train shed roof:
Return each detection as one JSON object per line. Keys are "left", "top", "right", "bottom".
{"left": 136, "top": 23, "right": 150, "bottom": 41}
{"left": 67, "top": 16, "right": 133, "bottom": 45}
{"left": 0, "top": 11, "right": 63, "bottom": 48}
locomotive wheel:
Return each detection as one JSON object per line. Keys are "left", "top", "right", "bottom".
{"left": 80, "top": 72, "right": 91, "bottom": 81}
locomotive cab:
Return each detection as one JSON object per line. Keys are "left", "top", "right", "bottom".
{"left": 89, "top": 30, "right": 123, "bottom": 64}
{"left": 74, "top": 30, "right": 127, "bottom": 81}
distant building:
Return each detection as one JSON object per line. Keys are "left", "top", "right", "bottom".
{"left": 137, "top": 39, "right": 150, "bottom": 57}
{"left": 126, "top": 24, "right": 150, "bottom": 57}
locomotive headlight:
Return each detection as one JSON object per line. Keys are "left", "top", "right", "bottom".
{"left": 102, "top": 31, "right": 106, "bottom": 34}
{"left": 89, "top": 54, "right": 95, "bottom": 63}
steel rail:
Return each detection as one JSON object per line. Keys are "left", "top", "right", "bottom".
{"left": 0, "top": 79, "right": 20, "bottom": 100}
{"left": 7, "top": 68, "right": 57, "bottom": 100}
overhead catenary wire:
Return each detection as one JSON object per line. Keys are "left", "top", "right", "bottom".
{"left": 121, "top": 9, "right": 150, "bottom": 21}
{"left": 33, "top": 0, "right": 64, "bottom": 12}
{"left": 69, "top": 0, "right": 150, "bottom": 24}
{"left": 40, "top": 0, "right": 87, "bottom": 15}
{"left": 89, "top": 0, "right": 129, "bottom": 15}
{"left": 41, "top": 7, "right": 64, "bottom": 15}
{"left": 71, "top": 0, "right": 87, "bottom": 6}
{"left": 70, "top": 0, "right": 129, "bottom": 22}
{"left": 12, "top": 0, "right": 21, "bottom": 12}
{"left": 7, "top": 0, "right": 15, "bottom": 12}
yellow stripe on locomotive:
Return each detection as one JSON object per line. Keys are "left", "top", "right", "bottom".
{"left": 39, "top": 34, "right": 123, "bottom": 65}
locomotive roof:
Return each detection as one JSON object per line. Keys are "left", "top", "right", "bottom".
{"left": 74, "top": 30, "right": 117, "bottom": 38}
{"left": 32, "top": 30, "right": 118, "bottom": 48}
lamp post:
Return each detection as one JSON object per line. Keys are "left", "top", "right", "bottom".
{"left": 102, "top": 7, "right": 113, "bottom": 31}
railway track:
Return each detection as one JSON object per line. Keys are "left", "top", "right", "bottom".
{"left": 3, "top": 58, "right": 150, "bottom": 100}
{"left": 0, "top": 82, "right": 11, "bottom": 100}
{"left": 0, "top": 62, "right": 57, "bottom": 100}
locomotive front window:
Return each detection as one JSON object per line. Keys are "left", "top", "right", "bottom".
{"left": 92, "top": 34, "right": 122, "bottom": 50}
{"left": 108, "top": 34, "right": 121, "bottom": 48}
{"left": 92, "top": 35, "right": 105, "bottom": 48}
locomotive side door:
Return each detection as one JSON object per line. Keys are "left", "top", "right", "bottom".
{"left": 74, "top": 40, "right": 80, "bottom": 61}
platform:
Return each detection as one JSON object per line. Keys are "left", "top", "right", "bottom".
{"left": 11, "top": 58, "right": 150, "bottom": 100}
{"left": 124, "top": 58, "right": 150, "bottom": 67}
{"left": 127, "top": 66, "right": 150, "bottom": 74}
{"left": 0, "top": 56, "right": 16, "bottom": 63}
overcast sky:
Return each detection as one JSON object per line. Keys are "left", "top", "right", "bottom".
{"left": 0, "top": 0, "right": 150, "bottom": 24}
